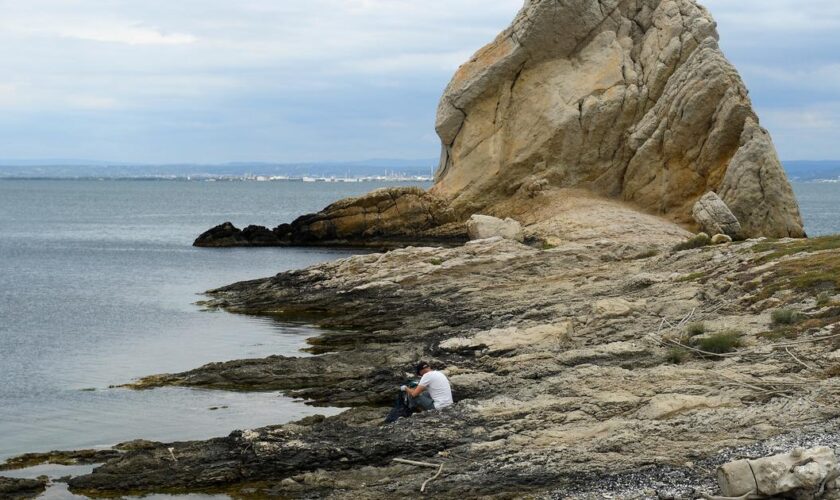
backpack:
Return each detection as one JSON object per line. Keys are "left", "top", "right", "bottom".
{"left": 384, "top": 380, "right": 419, "bottom": 424}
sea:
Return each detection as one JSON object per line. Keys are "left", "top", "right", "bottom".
{"left": 0, "top": 179, "right": 837, "bottom": 495}
{"left": 0, "top": 179, "right": 432, "bottom": 465}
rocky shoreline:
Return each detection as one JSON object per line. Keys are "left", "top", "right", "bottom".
{"left": 5, "top": 232, "right": 837, "bottom": 498}
{"left": 4, "top": 0, "right": 831, "bottom": 497}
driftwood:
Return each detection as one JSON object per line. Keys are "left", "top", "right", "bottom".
{"left": 700, "top": 492, "right": 760, "bottom": 500}
{"left": 393, "top": 458, "right": 445, "bottom": 493}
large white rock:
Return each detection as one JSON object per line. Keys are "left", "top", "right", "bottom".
{"left": 692, "top": 192, "right": 742, "bottom": 238}
{"left": 466, "top": 215, "right": 523, "bottom": 242}
{"left": 717, "top": 447, "right": 840, "bottom": 497}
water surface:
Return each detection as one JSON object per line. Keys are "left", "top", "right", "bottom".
{"left": 0, "top": 180, "right": 429, "bottom": 462}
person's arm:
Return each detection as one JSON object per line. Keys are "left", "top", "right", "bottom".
{"left": 406, "top": 384, "right": 427, "bottom": 398}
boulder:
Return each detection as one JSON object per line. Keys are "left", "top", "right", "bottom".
{"left": 717, "top": 447, "right": 840, "bottom": 497}
{"left": 193, "top": 222, "right": 281, "bottom": 247}
{"left": 433, "top": 0, "right": 804, "bottom": 239}
{"left": 193, "top": 222, "right": 247, "bottom": 247}
{"left": 466, "top": 215, "right": 523, "bottom": 242}
{"left": 693, "top": 192, "right": 742, "bottom": 238}
{"left": 711, "top": 234, "right": 733, "bottom": 245}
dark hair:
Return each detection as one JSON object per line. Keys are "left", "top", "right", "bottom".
{"left": 415, "top": 361, "right": 431, "bottom": 375}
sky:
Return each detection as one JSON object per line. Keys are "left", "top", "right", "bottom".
{"left": 0, "top": 0, "right": 838, "bottom": 164}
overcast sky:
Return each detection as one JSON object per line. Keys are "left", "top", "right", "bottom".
{"left": 0, "top": 0, "right": 837, "bottom": 163}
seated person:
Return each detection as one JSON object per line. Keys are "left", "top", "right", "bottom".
{"left": 385, "top": 361, "right": 454, "bottom": 423}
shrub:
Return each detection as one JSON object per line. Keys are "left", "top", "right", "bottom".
{"left": 685, "top": 322, "right": 706, "bottom": 337}
{"left": 672, "top": 233, "right": 712, "bottom": 252}
{"left": 692, "top": 331, "right": 743, "bottom": 354}
{"left": 771, "top": 308, "right": 802, "bottom": 325}
{"left": 665, "top": 347, "right": 689, "bottom": 365}
{"left": 429, "top": 258, "right": 445, "bottom": 266}
{"left": 817, "top": 292, "right": 833, "bottom": 308}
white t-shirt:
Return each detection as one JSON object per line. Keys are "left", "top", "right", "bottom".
{"left": 419, "top": 370, "right": 453, "bottom": 409}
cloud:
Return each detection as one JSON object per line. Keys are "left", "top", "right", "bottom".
{"left": 762, "top": 108, "right": 837, "bottom": 131}
{"left": 0, "top": 0, "right": 837, "bottom": 162}
{"left": 57, "top": 25, "right": 197, "bottom": 46}
{"left": 704, "top": 0, "right": 840, "bottom": 33}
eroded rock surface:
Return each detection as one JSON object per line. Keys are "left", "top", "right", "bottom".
{"left": 63, "top": 235, "right": 840, "bottom": 498}
{"left": 434, "top": 0, "right": 804, "bottom": 239}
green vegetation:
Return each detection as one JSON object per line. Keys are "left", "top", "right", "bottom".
{"left": 771, "top": 308, "right": 803, "bottom": 325}
{"left": 635, "top": 248, "right": 660, "bottom": 259}
{"left": 747, "top": 252, "right": 840, "bottom": 303}
{"left": 665, "top": 347, "right": 689, "bottom": 365}
{"left": 752, "top": 235, "right": 840, "bottom": 262}
{"left": 691, "top": 330, "right": 743, "bottom": 354}
{"left": 817, "top": 292, "right": 834, "bottom": 308}
{"left": 672, "top": 233, "right": 712, "bottom": 252}
{"left": 678, "top": 271, "right": 707, "bottom": 283}
{"left": 429, "top": 257, "right": 445, "bottom": 266}
{"left": 685, "top": 322, "right": 706, "bottom": 337}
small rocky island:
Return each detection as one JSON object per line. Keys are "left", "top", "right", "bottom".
{"left": 7, "top": 1, "right": 840, "bottom": 498}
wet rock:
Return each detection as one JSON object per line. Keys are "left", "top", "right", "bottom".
{"left": 0, "top": 449, "right": 121, "bottom": 470}
{"left": 193, "top": 222, "right": 280, "bottom": 247}
{"left": 0, "top": 476, "right": 48, "bottom": 500}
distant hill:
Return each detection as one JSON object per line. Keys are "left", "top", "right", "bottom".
{"left": 0, "top": 159, "right": 438, "bottom": 179}
{"left": 783, "top": 161, "right": 840, "bottom": 181}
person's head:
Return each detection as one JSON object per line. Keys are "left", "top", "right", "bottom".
{"left": 415, "top": 361, "right": 431, "bottom": 376}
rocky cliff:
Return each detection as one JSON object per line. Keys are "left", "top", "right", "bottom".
{"left": 196, "top": 0, "right": 804, "bottom": 248}
{"left": 433, "top": 0, "right": 803, "bottom": 238}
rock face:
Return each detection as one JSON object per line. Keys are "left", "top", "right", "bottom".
{"left": 465, "top": 215, "right": 523, "bottom": 241}
{"left": 692, "top": 192, "right": 742, "bottom": 238}
{"left": 433, "top": 0, "right": 804, "bottom": 238}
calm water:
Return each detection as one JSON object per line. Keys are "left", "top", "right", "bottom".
{"left": 792, "top": 182, "right": 840, "bottom": 237}
{"left": 0, "top": 179, "right": 835, "bottom": 473}
{"left": 0, "top": 179, "right": 431, "bottom": 464}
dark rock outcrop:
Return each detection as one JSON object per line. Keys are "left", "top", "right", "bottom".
{"left": 0, "top": 476, "right": 48, "bottom": 500}
{"left": 194, "top": 187, "right": 467, "bottom": 248}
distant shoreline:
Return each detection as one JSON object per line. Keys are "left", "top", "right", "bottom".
{"left": 0, "top": 176, "right": 434, "bottom": 182}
